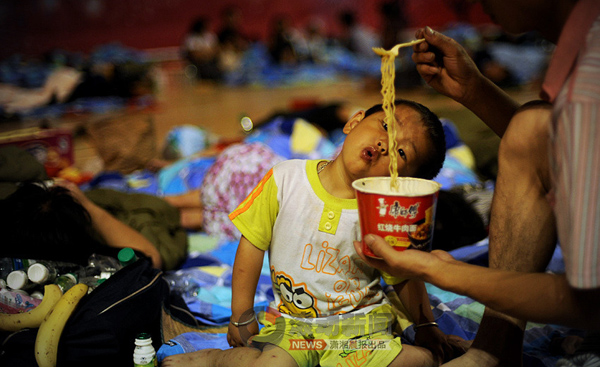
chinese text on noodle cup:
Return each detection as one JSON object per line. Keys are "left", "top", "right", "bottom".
{"left": 353, "top": 177, "right": 441, "bottom": 258}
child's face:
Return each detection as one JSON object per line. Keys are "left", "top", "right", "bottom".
{"left": 340, "top": 105, "right": 432, "bottom": 180}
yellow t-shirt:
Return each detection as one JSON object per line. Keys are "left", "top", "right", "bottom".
{"left": 230, "top": 159, "right": 403, "bottom": 318}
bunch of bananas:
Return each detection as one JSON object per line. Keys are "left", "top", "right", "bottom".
{"left": 0, "top": 283, "right": 88, "bottom": 367}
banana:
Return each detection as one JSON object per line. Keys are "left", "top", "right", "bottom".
{"left": 35, "top": 283, "right": 88, "bottom": 367}
{"left": 0, "top": 284, "right": 63, "bottom": 332}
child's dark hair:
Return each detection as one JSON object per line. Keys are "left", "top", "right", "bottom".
{"left": 0, "top": 183, "right": 105, "bottom": 264}
{"left": 364, "top": 99, "right": 446, "bottom": 179}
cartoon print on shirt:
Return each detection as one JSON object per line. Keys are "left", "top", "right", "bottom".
{"left": 300, "top": 241, "right": 378, "bottom": 313}
{"left": 271, "top": 267, "right": 319, "bottom": 318}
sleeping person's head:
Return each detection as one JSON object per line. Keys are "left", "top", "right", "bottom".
{"left": 0, "top": 182, "right": 105, "bottom": 264}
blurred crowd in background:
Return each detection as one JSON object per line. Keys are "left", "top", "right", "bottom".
{"left": 0, "top": 2, "right": 553, "bottom": 120}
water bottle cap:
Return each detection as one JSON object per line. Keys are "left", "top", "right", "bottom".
{"left": 63, "top": 273, "right": 78, "bottom": 282}
{"left": 136, "top": 332, "right": 151, "bottom": 340}
{"left": 135, "top": 333, "right": 153, "bottom": 346}
{"left": 118, "top": 248, "right": 137, "bottom": 265}
{"left": 28, "top": 263, "right": 50, "bottom": 283}
{"left": 7, "top": 270, "right": 28, "bottom": 289}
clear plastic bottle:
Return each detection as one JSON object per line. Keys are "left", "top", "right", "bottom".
{"left": 0, "top": 258, "right": 13, "bottom": 280}
{"left": 55, "top": 273, "right": 78, "bottom": 293}
{"left": 85, "top": 253, "right": 122, "bottom": 279}
{"left": 10, "top": 258, "right": 37, "bottom": 271}
{"left": 10, "top": 289, "right": 30, "bottom": 297}
{"left": 162, "top": 272, "right": 201, "bottom": 298}
{"left": 133, "top": 333, "right": 157, "bottom": 367}
{"left": 30, "top": 290, "right": 44, "bottom": 299}
{"left": 0, "top": 258, "right": 36, "bottom": 280}
{"left": 27, "top": 262, "right": 58, "bottom": 284}
{"left": 79, "top": 276, "right": 107, "bottom": 294}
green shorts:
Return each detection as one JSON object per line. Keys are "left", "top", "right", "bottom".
{"left": 250, "top": 304, "right": 403, "bottom": 367}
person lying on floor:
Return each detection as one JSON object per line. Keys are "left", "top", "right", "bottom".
{"left": 0, "top": 62, "right": 155, "bottom": 114}
{"left": 162, "top": 99, "right": 469, "bottom": 367}
{"left": 0, "top": 146, "right": 186, "bottom": 270}
{"left": 0, "top": 180, "right": 168, "bottom": 268}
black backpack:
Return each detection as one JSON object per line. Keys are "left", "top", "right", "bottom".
{"left": 0, "top": 257, "right": 175, "bottom": 367}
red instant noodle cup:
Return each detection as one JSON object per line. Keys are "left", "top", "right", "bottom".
{"left": 352, "top": 177, "right": 441, "bottom": 258}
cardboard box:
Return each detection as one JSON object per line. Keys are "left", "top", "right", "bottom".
{"left": 0, "top": 127, "right": 73, "bottom": 177}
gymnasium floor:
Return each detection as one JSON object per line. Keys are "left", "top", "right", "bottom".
{"left": 1, "top": 62, "right": 541, "bottom": 177}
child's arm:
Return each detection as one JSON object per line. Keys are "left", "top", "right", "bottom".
{"left": 394, "top": 279, "right": 434, "bottom": 322}
{"left": 228, "top": 235, "right": 265, "bottom": 348}
{"left": 394, "top": 279, "right": 469, "bottom": 363}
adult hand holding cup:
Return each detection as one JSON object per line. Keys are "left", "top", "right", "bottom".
{"left": 352, "top": 177, "right": 441, "bottom": 258}
{"left": 353, "top": 234, "right": 456, "bottom": 280}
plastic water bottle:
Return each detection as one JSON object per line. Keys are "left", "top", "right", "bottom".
{"left": 162, "top": 272, "right": 201, "bottom": 298}
{"left": 85, "top": 253, "right": 122, "bottom": 279}
{"left": 79, "top": 276, "right": 107, "bottom": 294}
{"left": 117, "top": 248, "right": 137, "bottom": 267}
{"left": 55, "top": 273, "right": 78, "bottom": 293}
{"left": 27, "top": 262, "right": 58, "bottom": 284}
{"left": 6, "top": 270, "right": 36, "bottom": 291}
{"left": 133, "top": 333, "right": 157, "bottom": 367}
{"left": 0, "top": 258, "right": 13, "bottom": 280}
{"left": 0, "top": 258, "right": 36, "bottom": 280}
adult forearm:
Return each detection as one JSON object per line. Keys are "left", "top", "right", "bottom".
{"left": 425, "top": 259, "right": 600, "bottom": 329}
{"left": 84, "top": 200, "right": 161, "bottom": 267}
{"left": 460, "top": 76, "right": 520, "bottom": 138}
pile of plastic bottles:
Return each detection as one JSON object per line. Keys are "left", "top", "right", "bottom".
{"left": 0, "top": 248, "right": 137, "bottom": 312}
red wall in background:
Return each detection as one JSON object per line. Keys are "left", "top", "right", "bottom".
{"left": 0, "top": 0, "right": 491, "bottom": 59}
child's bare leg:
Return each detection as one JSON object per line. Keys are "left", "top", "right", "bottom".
{"left": 388, "top": 344, "right": 438, "bottom": 367}
{"left": 161, "top": 345, "right": 297, "bottom": 367}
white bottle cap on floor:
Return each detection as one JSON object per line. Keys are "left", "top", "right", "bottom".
{"left": 7, "top": 270, "right": 29, "bottom": 290}
{"left": 28, "top": 263, "right": 50, "bottom": 283}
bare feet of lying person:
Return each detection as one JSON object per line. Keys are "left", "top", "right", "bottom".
{"left": 178, "top": 207, "right": 204, "bottom": 231}
{"left": 163, "top": 190, "right": 204, "bottom": 230}
{"left": 163, "top": 190, "right": 202, "bottom": 209}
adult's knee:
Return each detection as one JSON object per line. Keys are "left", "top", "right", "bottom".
{"left": 498, "top": 105, "right": 552, "bottom": 166}
{"left": 497, "top": 102, "right": 553, "bottom": 193}
{"left": 501, "top": 111, "right": 547, "bottom": 157}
